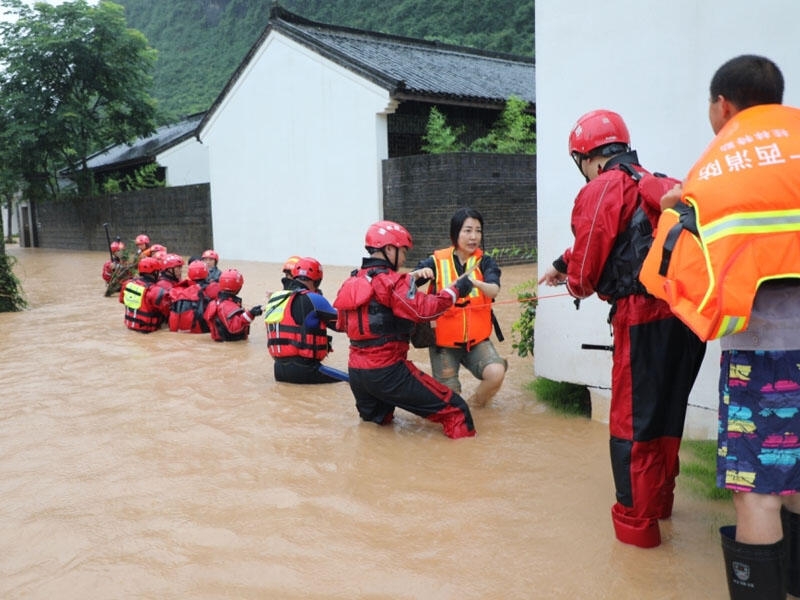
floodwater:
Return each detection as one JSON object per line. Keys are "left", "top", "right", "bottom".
{"left": 0, "top": 247, "right": 734, "bottom": 599}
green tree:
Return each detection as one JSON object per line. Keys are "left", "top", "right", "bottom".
{"left": 422, "top": 97, "right": 536, "bottom": 155}
{"left": 102, "top": 162, "right": 165, "bottom": 193}
{"left": 115, "top": 0, "right": 534, "bottom": 122}
{"left": 470, "top": 96, "right": 536, "bottom": 154}
{"left": 0, "top": 177, "right": 25, "bottom": 311}
{"left": 0, "top": 0, "right": 158, "bottom": 198}
{"left": 421, "top": 107, "right": 464, "bottom": 153}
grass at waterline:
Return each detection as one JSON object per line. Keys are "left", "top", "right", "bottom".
{"left": 528, "top": 377, "right": 591, "bottom": 418}
{"left": 680, "top": 439, "right": 733, "bottom": 501}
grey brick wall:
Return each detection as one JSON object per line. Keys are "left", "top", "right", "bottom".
{"left": 382, "top": 153, "right": 536, "bottom": 266}
{"left": 35, "top": 184, "right": 213, "bottom": 256}
{"left": 33, "top": 155, "right": 537, "bottom": 267}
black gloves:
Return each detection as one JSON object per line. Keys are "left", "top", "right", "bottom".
{"left": 453, "top": 276, "right": 473, "bottom": 298}
{"left": 249, "top": 305, "right": 263, "bottom": 317}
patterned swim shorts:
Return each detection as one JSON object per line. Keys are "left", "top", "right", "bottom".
{"left": 717, "top": 349, "right": 800, "bottom": 494}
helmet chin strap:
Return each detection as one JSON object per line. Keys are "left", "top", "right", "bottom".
{"left": 380, "top": 246, "right": 399, "bottom": 271}
{"left": 572, "top": 153, "right": 590, "bottom": 183}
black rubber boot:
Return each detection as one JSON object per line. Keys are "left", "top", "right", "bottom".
{"left": 783, "top": 509, "right": 800, "bottom": 598}
{"left": 720, "top": 525, "right": 786, "bottom": 599}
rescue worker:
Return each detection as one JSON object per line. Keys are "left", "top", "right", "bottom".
{"left": 413, "top": 207, "right": 507, "bottom": 408}
{"left": 204, "top": 268, "right": 262, "bottom": 342}
{"left": 134, "top": 234, "right": 151, "bottom": 257}
{"left": 538, "top": 110, "right": 706, "bottom": 548}
{"left": 201, "top": 249, "right": 222, "bottom": 282}
{"left": 282, "top": 255, "right": 301, "bottom": 279}
{"left": 154, "top": 253, "right": 183, "bottom": 321}
{"left": 333, "top": 220, "right": 476, "bottom": 439}
{"left": 102, "top": 240, "right": 126, "bottom": 283}
{"left": 265, "top": 256, "right": 347, "bottom": 383}
{"left": 103, "top": 238, "right": 137, "bottom": 296}
{"left": 168, "top": 259, "right": 211, "bottom": 333}
{"left": 119, "top": 256, "right": 167, "bottom": 333}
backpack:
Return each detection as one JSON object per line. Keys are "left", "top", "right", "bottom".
{"left": 595, "top": 162, "right": 680, "bottom": 300}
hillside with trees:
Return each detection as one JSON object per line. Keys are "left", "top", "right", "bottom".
{"left": 115, "top": 0, "right": 535, "bottom": 123}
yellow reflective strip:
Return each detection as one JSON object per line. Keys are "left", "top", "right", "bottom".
{"left": 716, "top": 315, "right": 747, "bottom": 338}
{"left": 440, "top": 258, "right": 455, "bottom": 287}
{"left": 702, "top": 209, "right": 800, "bottom": 244}
{"left": 465, "top": 255, "right": 480, "bottom": 298}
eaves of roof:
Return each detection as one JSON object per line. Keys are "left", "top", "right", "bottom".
{"left": 83, "top": 112, "right": 205, "bottom": 173}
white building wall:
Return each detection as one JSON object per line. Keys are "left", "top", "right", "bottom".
{"left": 200, "top": 32, "right": 394, "bottom": 266}
{"left": 1, "top": 205, "right": 16, "bottom": 238}
{"left": 534, "top": 0, "right": 800, "bottom": 438}
{"left": 157, "top": 137, "right": 209, "bottom": 187}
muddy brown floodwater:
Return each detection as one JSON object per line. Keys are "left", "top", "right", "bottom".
{"left": 0, "top": 247, "right": 733, "bottom": 599}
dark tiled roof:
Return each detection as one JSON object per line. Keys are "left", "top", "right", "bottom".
{"left": 85, "top": 113, "right": 205, "bottom": 171}
{"left": 275, "top": 9, "right": 534, "bottom": 105}
{"left": 201, "top": 7, "right": 533, "bottom": 134}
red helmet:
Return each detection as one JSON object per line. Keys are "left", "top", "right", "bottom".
{"left": 291, "top": 257, "right": 323, "bottom": 282}
{"left": 149, "top": 243, "right": 167, "bottom": 254}
{"left": 137, "top": 256, "right": 160, "bottom": 274}
{"left": 135, "top": 234, "right": 150, "bottom": 246}
{"left": 161, "top": 253, "right": 184, "bottom": 269}
{"left": 202, "top": 249, "right": 219, "bottom": 262}
{"left": 568, "top": 109, "right": 630, "bottom": 157}
{"left": 110, "top": 240, "right": 125, "bottom": 253}
{"left": 219, "top": 268, "right": 244, "bottom": 293}
{"left": 365, "top": 220, "right": 413, "bottom": 251}
{"left": 188, "top": 260, "right": 209, "bottom": 281}
{"left": 282, "top": 255, "right": 301, "bottom": 273}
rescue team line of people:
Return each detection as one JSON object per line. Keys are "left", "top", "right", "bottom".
{"left": 111, "top": 209, "right": 509, "bottom": 441}
{"left": 104, "top": 55, "right": 800, "bottom": 600}
{"left": 103, "top": 53, "right": 800, "bottom": 600}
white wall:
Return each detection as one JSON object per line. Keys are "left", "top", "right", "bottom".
{"left": 200, "top": 32, "right": 394, "bottom": 266}
{"left": 1, "top": 205, "right": 16, "bottom": 237}
{"left": 534, "top": 0, "right": 800, "bottom": 437}
{"left": 157, "top": 137, "right": 209, "bottom": 187}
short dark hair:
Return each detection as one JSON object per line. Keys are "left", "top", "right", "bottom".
{"left": 450, "top": 207, "right": 484, "bottom": 246}
{"left": 710, "top": 54, "right": 784, "bottom": 109}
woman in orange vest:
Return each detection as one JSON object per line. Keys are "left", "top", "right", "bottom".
{"left": 412, "top": 207, "right": 506, "bottom": 408}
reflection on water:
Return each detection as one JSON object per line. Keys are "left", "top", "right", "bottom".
{"left": 0, "top": 247, "right": 732, "bottom": 599}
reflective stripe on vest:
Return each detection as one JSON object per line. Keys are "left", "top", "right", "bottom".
{"left": 639, "top": 104, "right": 800, "bottom": 340}
{"left": 265, "top": 290, "right": 330, "bottom": 360}
{"left": 432, "top": 247, "right": 492, "bottom": 349}
{"left": 123, "top": 281, "right": 146, "bottom": 310}
{"left": 264, "top": 290, "right": 292, "bottom": 324}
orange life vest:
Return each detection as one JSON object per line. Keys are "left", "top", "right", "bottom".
{"left": 640, "top": 104, "right": 800, "bottom": 341}
{"left": 431, "top": 247, "right": 492, "bottom": 349}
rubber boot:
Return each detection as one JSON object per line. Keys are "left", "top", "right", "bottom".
{"left": 783, "top": 508, "right": 800, "bottom": 597}
{"left": 720, "top": 525, "right": 786, "bottom": 599}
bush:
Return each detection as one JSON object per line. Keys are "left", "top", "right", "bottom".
{"left": 421, "top": 107, "right": 464, "bottom": 153}
{"left": 422, "top": 96, "right": 535, "bottom": 155}
{"left": 509, "top": 277, "right": 536, "bottom": 358}
{"left": 0, "top": 253, "right": 27, "bottom": 312}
